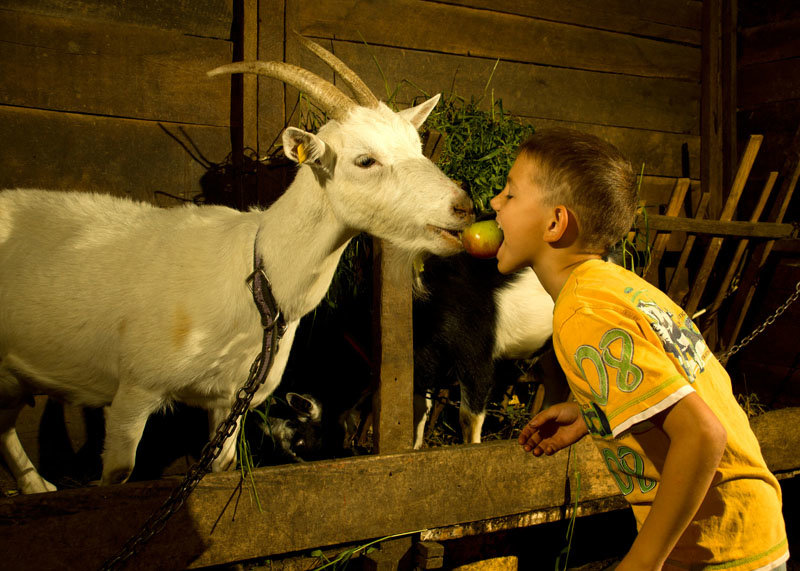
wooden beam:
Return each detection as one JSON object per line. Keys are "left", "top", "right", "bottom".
{"left": 0, "top": 10, "right": 233, "bottom": 126}
{"left": 0, "top": 441, "right": 570, "bottom": 570}
{"left": 667, "top": 193, "right": 710, "bottom": 301}
{"left": 721, "top": 123, "right": 800, "bottom": 349}
{"left": 371, "top": 241, "right": 415, "bottom": 454}
{"left": 294, "top": 0, "right": 700, "bottom": 80}
{"left": 701, "top": 0, "right": 724, "bottom": 219}
{"left": 706, "top": 172, "right": 778, "bottom": 317}
{"left": 242, "top": 0, "right": 259, "bottom": 154}
{"left": 644, "top": 178, "right": 691, "bottom": 284}
{"left": 1, "top": 408, "right": 798, "bottom": 570}
{"left": 633, "top": 215, "right": 793, "bottom": 240}
{"left": 685, "top": 135, "right": 763, "bottom": 315}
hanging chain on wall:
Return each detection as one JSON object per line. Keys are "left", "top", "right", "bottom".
{"left": 718, "top": 280, "right": 800, "bottom": 365}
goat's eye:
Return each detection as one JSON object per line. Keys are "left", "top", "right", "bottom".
{"left": 355, "top": 155, "right": 376, "bottom": 168}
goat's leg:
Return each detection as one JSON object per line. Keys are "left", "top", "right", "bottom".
{"left": 101, "top": 384, "right": 162, "bottom": 485}
{"left": 412, "top": 392, "right": 432, "bottom": 449}
{"left": 459, "top": 379, "right": 491, "bottom": 445}
{"left": 208, "top": 408, "right": 242, "bottom": 472}
{"left": 0, "top": 406, "right": 57, "bottom": 493}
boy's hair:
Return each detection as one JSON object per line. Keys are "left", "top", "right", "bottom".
{"left": 518, "top": 128, "right": 637, "bottom": 254}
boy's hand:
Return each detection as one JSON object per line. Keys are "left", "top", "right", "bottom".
{"left": 518, "top": 402, "right": 588, "bottom": 456}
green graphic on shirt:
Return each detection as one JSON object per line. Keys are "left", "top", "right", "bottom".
{"left": 574, "top": 329, "right": 644, "bottom": 406}
{"left": 581, "top": 402, "right": 613, "bottom": 438}
{"left": 601, "top": 445, "right": 656, "bottom": 496}
{"left": 600, "top": 329, "right": 643, "bottom": 392}
{"left": 575, "top": 345, "right": 609, "bottom": 405}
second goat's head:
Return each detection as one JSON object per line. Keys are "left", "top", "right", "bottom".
{"left": 208, "top": 33, "right": 474, "bottom": 256}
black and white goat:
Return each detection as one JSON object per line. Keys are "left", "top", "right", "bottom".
{"left": 0, "top": 36, "right": 473, "bottom": 493}
{"left": 412, "top": 253, "right": 557, "bottom": 447}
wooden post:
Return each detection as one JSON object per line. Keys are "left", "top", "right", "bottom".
{"left": 721, "top": 124, "right": 800, "bottom": 349}
{"left": 242, "top": 0, "right": 258, "bottom": 155}
{"left": 701, "top": 0, "right": 724, "bottom": 219}
{"left": 684, "top": 135, "right": 762, "bottom": 316}
{"left": 706, "top": 171, "right": 778, "bottom": 318}
{"left": 667, "top": 193, "right": 710, "bottom": 301}
{"left": 372, "top": 240, "right": 415, "bottom": 455}
{"left": 644, "top": 178, "right": 691, "bottom": 286}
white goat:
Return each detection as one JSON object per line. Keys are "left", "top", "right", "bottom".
{"left": 0, "top": 36, "right": 473, "bottom": 493}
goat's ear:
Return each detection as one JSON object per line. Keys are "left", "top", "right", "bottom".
{"left": 397, "top": 94, "right": 441, "bottom": 130}
{"left": 282, "top": 127, "right": 334, "bottom": 173}
{"left": 287, "top": 392, "right": 321, "bottom": 421}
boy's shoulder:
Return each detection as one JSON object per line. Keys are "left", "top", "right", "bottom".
{"left": 555, "top": 259, "right": 645, "bottom": 318}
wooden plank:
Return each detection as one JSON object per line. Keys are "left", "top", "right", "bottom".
{"left": 316, "top": 42, "right": 699, "bottom": 135}
{"left": 706, "top": 172, "right": 778, "bottom": 317}
{"left": 0, "top": 0, "right": 234, "bottom": 38}
{"left": 292, "top": 1, "right": 700, "bottom": 80}
{"left": 685, "top": 135, "right": 763, "bottom": 316}
{"left": 667, "top": 192, "right": 710, "bottom": 301}
{"left": 256, "top": 0, "right": 287, "bottom": 157}
{"left": 0, "top": 441, "right": 570, "bottom": 570}
{"left": 436, "top": 0, "right": 701, "bottom": 44}
{"left": 701, "top": 0, "right": 724, "bottom": 219}
{"left": 644, "top": 178, "right": 691, "bottom": 284}
{"left": 740, "top": 18, "right": 800, "bottom": 67}
{"left": 0, "top": 10, "right": 233, "bottom": 125}
{"left": 526, "top": 119, "right": 701, "bottom": 180}
{"left": 242, "top": 0, "right": 259, "bottom": 153}
{"left": 371, "top": 241, "right": 415, "bottom": 454}
{"left": 739, "top": 58, "right": 800, "bottom": 111}
{"left": 632, "top": 215, "right": 793, "bottom": 240}
{"left": 721, "top": 124, "right": 800, "bottom": 349}
{"left": 425, "top": 406, "right": 800, "bottom": 541}
{"left": 639, "top": 176, "right": 701, "bottom": 209}
{"left": 2, "top": 406, "right": 797, "bottom": 569}
{"left": 0, "top": 106, "right": 232, "bottom": 203}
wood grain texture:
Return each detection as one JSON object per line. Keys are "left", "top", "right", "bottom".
{"left": 435, "top": 0, "right": 701, "bottom": 44}
{"left": 295, "top": 41, "right": 700, "bottom": 135}
{"left": 0, "top": 10, "right": 233, "bottom": 125}
{"left": 0, "top": 106, "right": 233, "bottom": 202}
{"left": 292, "top": 0, "right": 700, "bottom": 80}
{"left": 0, "top": 0, "right": 234, "bottom": 38}
{"left": 2, "top": 408, "right": 797, "bottom": 570}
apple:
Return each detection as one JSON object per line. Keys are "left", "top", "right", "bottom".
{"left": 461, "top": 219, "right": 504, "bottom": 259}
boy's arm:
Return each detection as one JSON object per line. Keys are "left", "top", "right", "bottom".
{"left": 617, "top": 392, "right": 727, "bottom": 571}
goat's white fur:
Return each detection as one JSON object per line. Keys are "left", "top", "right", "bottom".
{"left": 0, "top": 98, "right": 472, "bottom": 493}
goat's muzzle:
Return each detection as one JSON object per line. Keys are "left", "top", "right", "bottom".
{"left": 453, "top": 194, "right": 476, "bottom": 224}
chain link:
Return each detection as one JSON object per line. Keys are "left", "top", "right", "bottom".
{"left": 719, "top": 280, "right": 800, "bottom": 363}
{"left": 99, "top": 325, "right": 279, "bottom": 570}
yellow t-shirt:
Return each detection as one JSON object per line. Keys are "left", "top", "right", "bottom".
{"left": 553, "top": 259, "right": 788, "bottom": 570}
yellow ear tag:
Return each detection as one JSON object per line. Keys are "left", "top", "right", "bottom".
{"left": 297, "top": 143, "right": 307, "bottom": 164}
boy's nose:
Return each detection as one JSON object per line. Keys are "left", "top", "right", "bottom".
{"left": 490, "top": 194, "right": 500, "bottom": 212}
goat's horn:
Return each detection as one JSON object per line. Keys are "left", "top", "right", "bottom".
{"left": 208, "top": 61, "right": 356, "bottom": 122}
{"left": 295, "top": 32, "right": 380, "bottom": 109}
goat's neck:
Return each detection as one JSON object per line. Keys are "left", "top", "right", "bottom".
{"left": 255, "top": 169, "right": 356, "bottom": 321}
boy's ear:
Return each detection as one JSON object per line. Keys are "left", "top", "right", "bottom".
{"left": 543, "top": 205, "right": 570, "bottom": 243}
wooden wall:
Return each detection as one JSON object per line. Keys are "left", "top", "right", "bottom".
{"left": 737, "top": 0, "right": 800, "bottom": 190}
{"left": 0, "top": 0, "right": 235, "bottom": 203}
{"left": 0, "top": 1, "right": 702, "bottom": 210}
{"left": 267, "top": 0, "right": 702, "bottom": 211}
{"left": 0, "top": 0, "right": 706, "bottom": 565}
{"left": 730, "top": 0, "right": 800, "bottom": 407}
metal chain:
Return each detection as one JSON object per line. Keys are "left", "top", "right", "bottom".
{"left": 99, "top": 320, "right": 279, "bottom": 571}
{"left": 719, "top": 280, "right": 800, "bottom": 363}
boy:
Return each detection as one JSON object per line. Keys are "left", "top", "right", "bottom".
{"left": 492, "top": 129, "right": 789, "bottom": 570}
